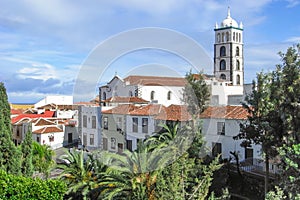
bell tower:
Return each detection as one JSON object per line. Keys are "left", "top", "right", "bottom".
{"left": 214, "top": 7, "right": 244, "bottom": 86}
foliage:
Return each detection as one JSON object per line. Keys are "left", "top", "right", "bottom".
{"left": 0, "top": 169, "right": 66, "bottom": 199}
{"left": 236, "top": 44, "right": 300, "bottom": 197}
{"left": 182, "top": 71, "right": 210, "bottom": 116}
{"left": 21, "top": 128, "right": 34, "bottom": 177}
{"left": 32, "top": 141, "right": 55, "bottom": 177}
{"left": 57, "top": 150, "right": 107, "bottom": 199}
{"left": 0, "top": 82, "right": 21, "bottom": 175}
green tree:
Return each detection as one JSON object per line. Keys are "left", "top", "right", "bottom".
{"left": 0, "top": 82, "right": 21, "bottom": 175}
{"left": 235, "top": 44, "right": 300, "bottom": 198}
{"left": 57, "top": 150, "right": 97, "bottom": 199}
{"left": 182, "top": 71, "right": 210, "bottom": 116}
{"left": 21, "top": 128, "right": 34, "bottom": 177}
{"left": 32, "top": 142, "right": 54, "bottom": 177}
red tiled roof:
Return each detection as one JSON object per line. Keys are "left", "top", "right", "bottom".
{"left": 124, "top": 75, "right": 186, "bottom": 87}
{"left": 33, "top": 126, "right": 63, "bottom": 134}
{"left": 102, "top": 104, "right": 138, "bottom": 115}
{"left": 11, "top": 111, "right": 55, "bottom": 124}
{"left": 34, "top": 118, "right": 56, "bottom": 126}
{"left": 199, "top": 106, "right": 249, "bottom": 120}
{"left": 155, "top": 104, "right": 192, "bottom": 121}
{"left": 11, "top": 109, "right": 24, "bottom": 115}
{"left": 103, "top": 96, "right": 149, "bottom": 103}
{"left": 129, "top": 104, "right": 166, "bottom": 116}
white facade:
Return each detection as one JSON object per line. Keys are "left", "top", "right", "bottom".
{"left": 202, "top": 117, "right": 261, "bottom": 161}
{"left": 33, "top": 130, "right": 64, "bottom": 150}
{"left": 100, "top": 76, "right": 184, "bottom": 107}
{"left": 126, "top": 115, "right": 156, "bottom": 151}
{"left": 78, "top": 105, "right": 101, "bottom": 150}
{"left": 34, "top": 95, "right": 73, "bottom": 109}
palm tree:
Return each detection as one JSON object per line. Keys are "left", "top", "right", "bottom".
{"left": 32, "top": 141, "right": 54, "bottom": 177}
{"left": 98, "top": 142, "right": 173, "bottom": 200}
{"left": 56, "top": 150, "right": 98, "bottom": 199}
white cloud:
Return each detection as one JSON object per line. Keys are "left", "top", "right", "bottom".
{"left": 285, "top": 36, "right": 300, "bottom": 43}
{"left": 17, "top": 64, "right": 57, "bottom": 80}
{"left": 285, "top": 0, "right": 300, "bottom": 7}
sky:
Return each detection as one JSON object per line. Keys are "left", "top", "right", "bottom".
{"left": 1, "top": 0, "right": 300, "bottom": 103}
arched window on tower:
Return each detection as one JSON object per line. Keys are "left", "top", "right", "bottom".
{"left": 217, "top": 33, "right": 220, "bottom": 43}
{"left": 150, "top": 91, "right": 155, "bottom": 100}
{"left": 222, "top": 32, "right": 225, "bottom": 42}
{"left": 239, "top": 33, "right": 241, "bottom": 43}
{"left": 236, "top": 74, "right": 241, "bottom": 85}
{"left": 233, "top": 32, "right": 235, "bottom": 41}
{"left": 220, "top": 46, "right": 226, "bottom": 57}
{"left": 236, "top": 47, "right": 240, "bottom": 56}
{"left": 220, "top": 60, "right": 226, "bottom": 70}
{"left": 226, "top": 32, "right": 229, "bottom": 42}
{"left": 236, "top": 60, "right": 240, "bottom": 70}
{"left": 167, "top": 91, "right": 171, "bottom": 100}
{"left": 220, "top": 74, "right": 226, "bottom": 80}
{"left": 103, "top": 92, "right": 106, "bottom": 100}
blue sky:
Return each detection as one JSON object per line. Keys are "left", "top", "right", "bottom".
{"left": 1, "top": 0, "right": 300, "bottom": 103}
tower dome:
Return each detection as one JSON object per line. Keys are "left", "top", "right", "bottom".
{"left": 221, "top": 7, "right": 238, "bottom": 28}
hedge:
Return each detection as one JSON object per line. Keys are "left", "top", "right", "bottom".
{"left": 0, "top": 170, "right": 66, "bottom": 200}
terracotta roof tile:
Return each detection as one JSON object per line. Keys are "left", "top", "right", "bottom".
{"left": 11, "top": 111, "right": 55, "bottom": 124}
{"left": 103, "top": 96, "right": 149, "bottom": 103}
{"left": 155, "top": 104, "right": 192, "bottom": 121}
{"left": 124, "top": 75, "right": 187, "bottom": 87}
{"left": 34, "top": 118, "right": 56, "bottom": 126}
{"left": 200, "top": 106, "right": 249, "bottom": 120}
{"left": 129, "top": 104, "right": 166, "bottom": 116}
{"left": 102, "top": 104, "right": 138, "bottom": 115}
{"left": 33, "top": 126, "right": 63, "bottom": 134}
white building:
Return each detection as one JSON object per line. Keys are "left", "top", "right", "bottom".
{"left": 34, "top": 95, "right": 73, "bottom": 110}
{"left": 200, "top": 105, "right": 261, "bottom": 161}
{"left": 100, "top": 75, "right": 186, "bottom": 107}
{"left": 78, "top": 105, "right": 101, "bottom": 150}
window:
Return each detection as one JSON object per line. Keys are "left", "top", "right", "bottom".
{"left": 236, "top": 46, "right": 240, "bottom": 56}
{"left": 90, "top": 134, "right": 94, "bottom": 145}
{"left": 68, "top": 133, "right": 73, "bottom": 143}
{"left": 239, "top": 33, "right": 241, "bottom": 43}
{"left": 217, "top": 33, "right": 220, "bottom": 42}
{"left": 103, "top": 117, "right": 108, "bottom": 130}
{"left": 83, "top": 133, "right": 87, "bottom": 145}
{"left": 167, "top": 91, "right": 171, "bottom": 100}
{"left": 118, "top": 143, "right": 123, "bottom": 153}
{"left": 83, "top": 115, "right": 87, "bottom": 128}
{"left": 236, "top": 60, "right": 240, "bottom": 70}
{"left": 92, "top": 116, "right": 96, "bottom": 129}
{"left": 48, "top": 135, "right": 54, "bottom": 142}
{"left": 217, "top": 122, "right": 225, "bottom": 135}
{"left": 226, "top": 32, "right": 229, "bottom": 42}
{"left": 103, "top": 138, "right": 108, "bottom": 150}
{"left": 220, "top": 74, "right": 226, "bottom": 80}
{"left": 111, "top": 138, "right": 116, "bottom": 149}
{"left": 134, "top": 87, "right": 139, "bottom": 97}
{"left": 129, "top": 91, "right": 133, "bottom": 97}
{"left": 237, "top": 74, "right": 241, "bottom": 85}
{"left": 220, "top": 60, "right": 226, "bottom": 70}
{"left": 212, "top": 142, "right": 222, "bottom": 158}
{"left": 220, "top": 46, "right": 226, "bottom": 57}
{"left": 17, "top": 129, "right": 20, "bottom": 137}
{"left": 233, "top": 32, "right": 235, "bottom": 41}
{"left": 103, "top": 92, "right": 106, "bottom": 100}
{"left": 150, "top": 91, "right": 155, "bottom": 100}
{"left": 222, "top": 32, "right": 224, "bottom": 42}
{"left": 126, "top": 140, "right": 133, "bottom": 151}
{"left": 116, "top": 117, "right": 122, "bottom": 131}
{"left": 132, "top": 117, "right": 138, "bottom": 132}
{"left": 142, "top": 118, "right": 148, "bottom": 133}
{"left": 37, "top": 136, "right": 40, "bottom": 143}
